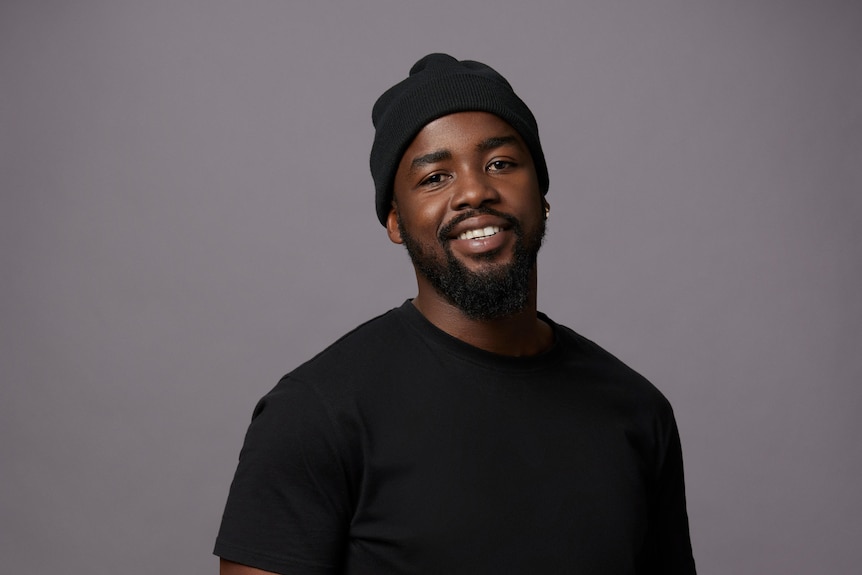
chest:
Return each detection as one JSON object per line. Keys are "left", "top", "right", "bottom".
{"left": 344, "top": 380, "right": 654, "bottom": 573}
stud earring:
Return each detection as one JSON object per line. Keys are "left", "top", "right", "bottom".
{"left": 544, "top": 206, "right": 550, "bottom": 220}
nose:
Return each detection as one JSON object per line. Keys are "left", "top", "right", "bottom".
{"left": 449, "top": 168, "right": 500, "bottom": 211}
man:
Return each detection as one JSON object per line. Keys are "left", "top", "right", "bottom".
{"left": 215, "top": 53, "right": 696, "bottom": 574}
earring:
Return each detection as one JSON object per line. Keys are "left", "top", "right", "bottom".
{"left": 544, "top": 206, "right": 550, "bottom": 220}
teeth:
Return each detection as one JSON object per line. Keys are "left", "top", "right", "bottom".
{"left": 458, "top": 225, "right": 501, "bottom": 240}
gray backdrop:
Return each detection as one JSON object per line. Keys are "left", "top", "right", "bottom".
{"left": 2, "top": 1, "right": 860, "bottom": 573}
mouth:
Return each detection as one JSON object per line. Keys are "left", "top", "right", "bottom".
{"left": 441, "top": 210, "right": 515, "bottom": 242}
{"left": 446, "top": 218, "right": 513, "bottom": 260}
{"left": 456, "top": 225, "right": 503, "bottom": 241}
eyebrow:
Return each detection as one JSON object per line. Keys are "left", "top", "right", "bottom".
{"left": 476, "top": 135, "right": 520, "bottom": 153}
{"left": 407, "top": 135, "right": 522, "bottom": 174}
{"left": 409, "top": 149, "right": 452, "bottom": 173}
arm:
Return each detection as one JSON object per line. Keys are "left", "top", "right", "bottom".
{"left": 214, "top": 378, "right": 353, "bottom": 574}
{"left": 648, "top": 407, "right": 697, "bottom": 574}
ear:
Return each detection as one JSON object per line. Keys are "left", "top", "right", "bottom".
{"left": 542, "top": 198, "right": 550, "bottom": 220}
{"left": 386, "top": 202, "right": 403, "bottom": 244}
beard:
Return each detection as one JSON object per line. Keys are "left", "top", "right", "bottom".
{"left": 397, "top": 207, "right": 546, "bottom": 320}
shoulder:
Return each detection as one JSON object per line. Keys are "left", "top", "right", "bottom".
{"left": 287, "top": 303, "right": 414, "bottom": 383}
{"left": 548, "top": 317, "right": 674, "bottom": 414}
{"left": 547, "top": 319, "right": 686, "bottom": 473}
{"left": 254, "top": 303, "right": 420, "bottom": 418}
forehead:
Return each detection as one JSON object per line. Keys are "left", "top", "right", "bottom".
{"left": 404, "top": 111, "right": 525, "bottom": 154}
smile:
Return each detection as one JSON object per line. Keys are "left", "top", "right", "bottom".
{"left": 457, "top": 226, "right": 502, "bottom": 241}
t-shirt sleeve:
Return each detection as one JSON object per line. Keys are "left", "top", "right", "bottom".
{"left": 214, "top": 377, "right": 353, "bottom": 574}
{"left": 644, "top": 404, "right": 698, "bottom": 574}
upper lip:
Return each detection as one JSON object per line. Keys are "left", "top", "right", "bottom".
{"left": 443, "top": 214, "right": 511, "bottom": 240}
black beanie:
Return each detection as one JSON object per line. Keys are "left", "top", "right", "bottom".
{"left": 370, "top": 53, "right": 549, "bottom": 226}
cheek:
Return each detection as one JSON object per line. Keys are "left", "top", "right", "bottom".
{"left": 402, "top": 198, "right": 446, "bottom": 234}
{"left": 510, "top": 184, "right": 544, "bottom": 218}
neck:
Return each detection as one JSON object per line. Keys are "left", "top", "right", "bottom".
{"left": 411, "top": 269, "right": 553, "bottom": 357}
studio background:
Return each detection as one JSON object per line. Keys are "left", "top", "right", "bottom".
{"left": 2, "top": 1, "right": 860, "bottom": 573}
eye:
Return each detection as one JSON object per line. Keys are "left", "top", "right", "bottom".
{"left": 487, "top": 159, "right": 516, "bottom": 172}
{"left": 419, "top": 172, "right": 449, "bottom": 187}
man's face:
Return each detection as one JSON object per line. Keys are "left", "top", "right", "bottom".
{"left": 387, "top": 111, "right": 547, "bottom": 320}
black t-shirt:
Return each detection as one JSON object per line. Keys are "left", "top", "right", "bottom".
{"left": 215, "top": 301, "right": 696, "bottom": 574}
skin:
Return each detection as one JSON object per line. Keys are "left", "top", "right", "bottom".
{"left": 387, "top": 111, "right": 552, "bottom": 356}
{"left": 219, "top": 559, "right": 274, "bottom": 575}
{"left": 218, "top": 111, "right": 552, "bottom": 575}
